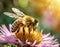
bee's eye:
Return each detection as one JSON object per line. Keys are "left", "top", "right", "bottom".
{"left": 31, "top": 22, "right": 34, "bottom": 26}
{"left": 34, "top": 20, "right": 38, "bottom": 25}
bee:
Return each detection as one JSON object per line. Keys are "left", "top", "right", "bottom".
{"left": 4, "top": 8, "right": 42, "bottom": 44}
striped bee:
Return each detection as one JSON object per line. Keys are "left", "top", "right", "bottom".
{"left": 4, "top": 8, "right": 42, "bottom": 44}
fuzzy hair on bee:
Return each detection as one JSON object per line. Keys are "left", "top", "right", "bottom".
{"left": 4, "top": 8, "right": 38, "bottom": 32}
{"left": 4, "top": 8, "right": 42, "bottom": 44}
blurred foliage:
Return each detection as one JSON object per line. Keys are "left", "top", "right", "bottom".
{"left": 0, "top": 0, "right": 60, "bottom": 47}
{"left": 4, "top": 43, "right": 17, "bottom": 47}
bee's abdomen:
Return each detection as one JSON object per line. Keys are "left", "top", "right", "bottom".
{"left": 15, "top": 26, "right": 42, "bottom": 44}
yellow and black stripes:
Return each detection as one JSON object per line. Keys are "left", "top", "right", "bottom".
{"left": 15, "top": 25, "right": 42, "bottom": 44}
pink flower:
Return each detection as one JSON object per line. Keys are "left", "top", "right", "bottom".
{"left": 0, "top": 24, "right": 24, "bottom": 46}
{"left": 26, "top": 31, "right": 59, "bottom": 47}
{"left": 0, "top": 24, "right": 59, "bottom": 47}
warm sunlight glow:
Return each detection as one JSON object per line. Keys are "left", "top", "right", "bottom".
{"left": 56, "top": 0, "right": 60, "bottom": 3}
{"left": 47, "top": 0, "right": 60, "bottom": 13}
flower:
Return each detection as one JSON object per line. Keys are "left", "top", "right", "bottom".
{"left": 0, "top": 24, "right": 59, "bottom": 47}
{"left": 0, "top": 24, "right": 24, "bottom": 46}
{"left": 26, "top": 30, "right": 59, "bottom": 47}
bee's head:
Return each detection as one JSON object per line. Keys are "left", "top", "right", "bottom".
{"left": 23, "top": 16, "right": 39, "bottom": 27}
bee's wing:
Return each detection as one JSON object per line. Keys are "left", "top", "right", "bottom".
{"left": 4, "top": 12, "right": 19, "bottom": 19}
{"left": 12, "top": 8, "right": 25, "bottom": 16}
